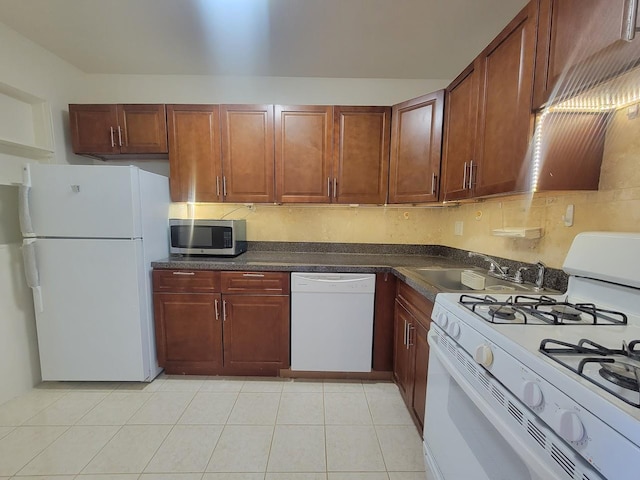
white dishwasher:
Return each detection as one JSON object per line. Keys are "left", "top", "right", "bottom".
{"left": 291, "top": 272, "right": 376, "bottom": 372}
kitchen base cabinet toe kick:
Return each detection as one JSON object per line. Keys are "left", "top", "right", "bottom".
{"left": 152, "top": 269, "right": 290, "bottom": 376}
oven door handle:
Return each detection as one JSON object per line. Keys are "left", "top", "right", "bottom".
{"left": 427, "top": 332, "right": 565, "bottom": 480}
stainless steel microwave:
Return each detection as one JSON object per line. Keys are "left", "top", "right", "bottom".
{"left": 169, "top": 219, "right": 247, "bottom": 256}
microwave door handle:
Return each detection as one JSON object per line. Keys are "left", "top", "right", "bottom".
{"left": 22, "top": 238, "right": 43, "bottom": 312}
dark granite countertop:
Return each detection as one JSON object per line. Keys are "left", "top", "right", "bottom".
{"left": 152, "top": 242, "right": 568, "bottom": 302}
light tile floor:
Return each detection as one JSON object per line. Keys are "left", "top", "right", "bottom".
{"left": 0, "top": 376, "right": 434, "bottom": 480}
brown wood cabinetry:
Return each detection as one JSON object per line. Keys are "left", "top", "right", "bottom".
{"left": 389, "top": 91, "right": 445, "bottom": 203}
{"left": 276, "top": 105, "right": 391, "bottom": 204}
{"left": 473, "top": 1, "right": 538, "bottom": 197}
{"left": 372, "top": 272, "right": 397, "bottom": 372}
{"left": 441, "top": 1, "right": 538, "bottom": 200}
{"left": 220, "top": 105, "right": 275, "bottom": 203}
{"left": 152, "top": 269, "right": 290, "bottom": 376}
{"left": 333, "top": 106, "right": 391, "bottom": 204}
{"left": 167, "top": 104, "right": 221, "bottom": 203}
{"left": 69, "top": 104, "right": 168, "bottom": 157}
{"left": 535, "top": 111, "right": 610, "bottom": 190}
{"left": 393, "top": 281, "right": 433, "bottom": 431}
{"left": 275, "top": 105, "right": 334, "bottom": 203}
{"left": 533, "top": 0, "right": 640, "bottom": 109}
{"left": 152, "top": 270, "right": 222, "bottom": 374}
{"left": 441, "top": 63, "right": 480, "bottom": 201}
{"left": 222, "top": 295, "right": 289, "bottom": 372}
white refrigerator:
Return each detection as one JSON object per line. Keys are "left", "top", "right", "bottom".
{"left": 19, "top": 164, "right": 170, "bottom": 382}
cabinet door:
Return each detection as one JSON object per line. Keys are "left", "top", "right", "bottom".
{"left": 533, "top": 0, "right": 640, "bottom": 109}
{"left": 393, "top": 300, "right": 415, "bottom": 401}
{"left": 222, "top": 295, "right": 290, "bottom": 372}
{"left": 153, "top": 293, "right": 223, "bottom": 373}
{"left": 167, "top": 105, "right": 221, "bottom": 202}
{"left": 441, "top": 63, "right": 479, "bottom": 201}
{"left": 221, "top": 105, "right": 275, "bottom": 203}
{"left": 473, "top": 1, "right": 537, "bottom": 197}
{"left": 389, "top": 91, "right": 444, "bottom": 203}
{"left": 333, "top": 106, "right": 391, "bottom": 204}
{"left": 412, "top": 320, "right": 429, "bottom": 431}
{"left": 535, "top": 111, "right": 610, "bottom": 190}
{"left": 275, "top": 105, "right": 333, "bottom": 203}
{"left": 69, "top": 104, "right": 119, "bottom": 155}
{"left": 117, "top": 104, "right": 168, "bottom": 154}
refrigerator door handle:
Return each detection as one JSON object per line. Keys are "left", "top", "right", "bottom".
{"left": 19, "top": 185, "right": 35, "bottom": 236}
{"left": 22, "top": 238, "right": 43, "bottom": 312}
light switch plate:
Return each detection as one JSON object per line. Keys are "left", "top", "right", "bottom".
{"left": 454, "top": 221, "right": 463, "bottom": 236}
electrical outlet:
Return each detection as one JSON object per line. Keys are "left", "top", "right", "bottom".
{"left": 454, "top": 221, "right": 464, "bottom": 236}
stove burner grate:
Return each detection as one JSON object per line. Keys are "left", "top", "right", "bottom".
{"left": 540, "top": 338, "right": 640, "bottom": 408}
{"left": 459, "top": 294, "right": 628, "bottom": 325}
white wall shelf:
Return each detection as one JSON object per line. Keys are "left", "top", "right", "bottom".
{"left": 0, "top": 82, "right": 54, "bottom": 160}
{"left": 491, "top": 227, "right": 543, "bottom": 239}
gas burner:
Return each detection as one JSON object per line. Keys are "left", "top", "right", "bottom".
{"left": 550, "top": 305, "right": 583, "bottom": 321}
{"left": 600, "top": 361, "right": 640, "bottom": 391}
{"left": 488, "top": 305, "right": 517, "bottom": 320}
{"left": 459, "top": 294, "right": 629, "bottom": 326}
{"left": 540, "top": 338, "right": 640, "bottom": 407}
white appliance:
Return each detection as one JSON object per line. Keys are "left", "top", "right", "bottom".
{"left": 20, "top": 164, "right": 170, "bottom": 382}
{"left": 291, "top": 272, "right": 375, "bottom": 372}
{"left": 424, "top": 232, "right": 640, "bottom": 480}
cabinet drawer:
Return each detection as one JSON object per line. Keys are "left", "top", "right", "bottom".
{"left": 153, "top": 270, "right": 220, "bottom": 293}
{"left": 221, "top": 271, "right": 290, "bottom": 295}
{"left": 396, "top": 281, "right": 433, "bottom": 328}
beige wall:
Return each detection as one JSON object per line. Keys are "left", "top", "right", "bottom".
{"left": 172, "top": 104, "right": 640, "bottom": 269}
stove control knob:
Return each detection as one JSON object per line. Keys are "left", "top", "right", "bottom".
{"left": 448, "top": 322, "right": 461, "bottom": 339}
{"left": 474, "top": 345, "right": 494, "bottom": 368}
{"left": 555, "top": 409, "right": 585, "bottom": 443}
{"left": 437, "top": 311, "right": 449, "bottom": 329}
{"left": 520, "top": 381, "right": 543, "bottom": 408}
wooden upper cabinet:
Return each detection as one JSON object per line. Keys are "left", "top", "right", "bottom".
{"left": 535, "top": 111, "right": 610, "bottom": 190}
{"left": 117, "top": 104, "right": 168, "bottom": 154}
{"left": 69, "top": 104, "right": 120, "bottom": 155}
{"left": 441, "top": 62, "right": 480, "bottom": 201}
{"left": 533, "top": 0, "right": 640, "bottom": 109}
{"left": 275, "top": 105, "right": 333, "bottom": 203}
{"left": 221, "top": 105, "right": 275, "bottom": 203}
{"left": 473, "top": 0, "right": 538, "bottom": 198}
{"left": 333, "top": 106, "right": 391, "bottom": 204}
{"left": 389, "top": 91, "right": 444, "bottom": 203}
{"left": 167, "top": 104, "right": 221, "bottom": 202}
{"left": 69, "top": 104, "right": 167, "bottom": 156}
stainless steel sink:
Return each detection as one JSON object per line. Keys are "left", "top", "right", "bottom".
{"left": 411, "top": 267, "right": 535, "bottom": 292}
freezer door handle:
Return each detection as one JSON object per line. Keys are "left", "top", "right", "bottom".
{"left": 22, "top": 238, "right": 43, "bottom": 312}
{"left": 18, "top": 185, "right": 34, "bottom": 236}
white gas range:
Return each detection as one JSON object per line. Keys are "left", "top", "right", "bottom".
{"left": 423, "top": 232, "right": 640, "bottom": 480}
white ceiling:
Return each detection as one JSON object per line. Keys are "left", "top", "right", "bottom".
{"left": 0, "top": 0, "right": 528, "bottom": 79}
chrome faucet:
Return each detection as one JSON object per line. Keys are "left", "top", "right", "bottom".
{"left": 468, "top": 252, "right": 509, "bottom": 278}
{"left": 534, "top": 261, "right": 546, "bottom": 291}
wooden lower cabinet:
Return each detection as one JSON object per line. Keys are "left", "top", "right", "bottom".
{"left": 222, "top": 295, "right": 290, "bottom": 373}
{"left": 153, "top": 292, "right": 223, "bottom": 374}
{"left": 412, "top": 321, "right": 429, "bottom": 428}
{"left": 393, "top": 301, "right": 416, "bottom": 401}
{"left": 153, "top": 270, "right": 290, "bottom": 375}
{"left": 393, "top": 281, "right": 433, "bottom": 432}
